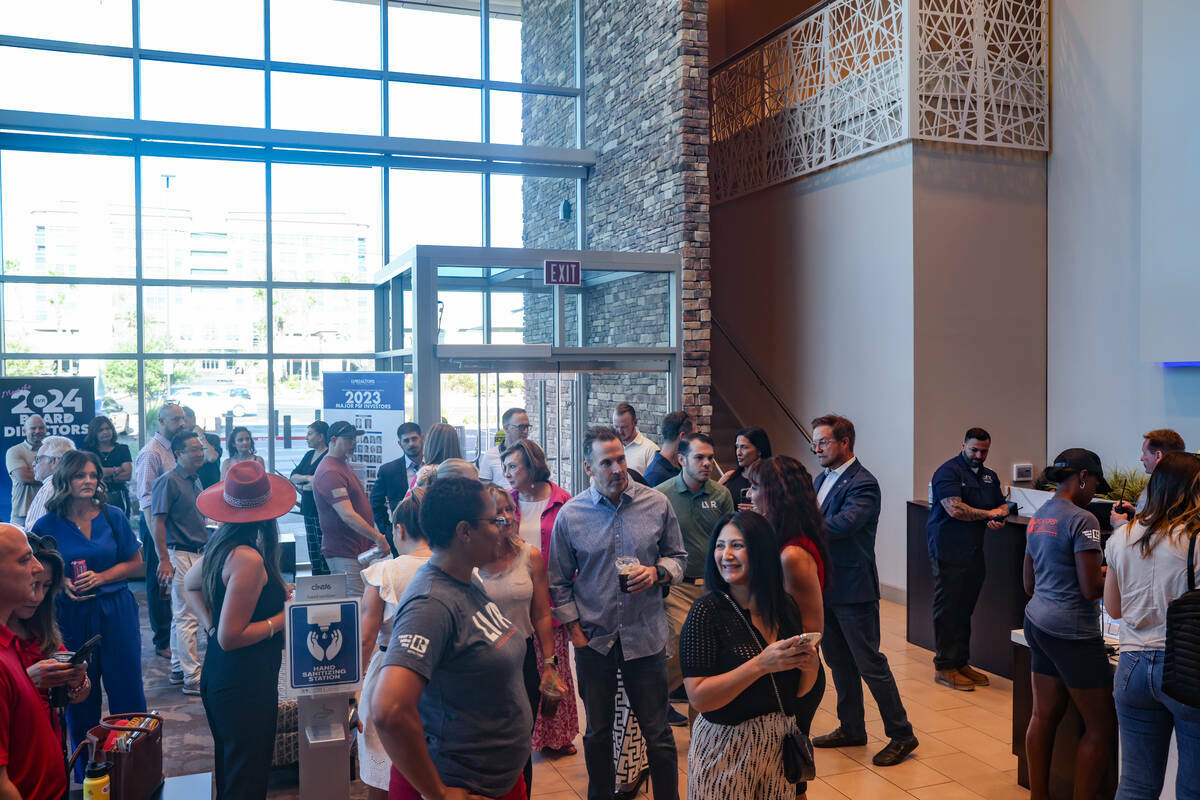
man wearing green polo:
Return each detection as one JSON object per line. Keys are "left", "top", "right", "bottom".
{"left": 656, "top": 431, "right": 734, "bottom": 724}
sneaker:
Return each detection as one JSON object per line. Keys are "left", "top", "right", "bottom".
{"left": 872, "top": 735, "right": 918, "bottom": 766}
{"left": 935, "top": 668, "right": 975, "bottom": 692}
{"left": 168, "top": 670, "right": 184, "bottom": 685}
{"left": 667, "top": 707, "right": 688, "bottom": 727}
{"left": 182, "top": 679, "right": 201, "bottom": 696}
{"left": 958, "top": 664, "right": 990, "bottom": 686}
{"left": 812, "top": 727, "right": 868, "bottom": 748}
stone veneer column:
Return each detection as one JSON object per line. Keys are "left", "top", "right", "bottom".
{"left": 521, "top": 0, "right": 712, "bottom": 439}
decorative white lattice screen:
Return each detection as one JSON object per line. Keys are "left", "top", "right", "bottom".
{"left": 710, "top": 0, "right": 1049, "bottom": 203}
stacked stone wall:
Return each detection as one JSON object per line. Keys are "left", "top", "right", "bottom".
{"left": 517, "top": 0, "right": 710, "bottom": 488}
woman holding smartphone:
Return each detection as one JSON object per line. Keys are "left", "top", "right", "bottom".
{"left": 681, "top": 510, "right": 821, "bottom": 800}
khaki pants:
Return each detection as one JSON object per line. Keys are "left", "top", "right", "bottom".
{"left": 665, "top": 580, "right": 706, "bottom": 692}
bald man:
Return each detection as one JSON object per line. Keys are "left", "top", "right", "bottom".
{"left": 0, "top": 523, "right": 68, "bottom": 799}
{"left": 6, "top": 416, "right": 47, "bottom": 527}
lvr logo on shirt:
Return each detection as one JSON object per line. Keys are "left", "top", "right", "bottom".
{"left": 700, "top": 500, "right": 719, "bottom": 510}
{"left": 472, "top": 602, "right": 516, "bottom": 646}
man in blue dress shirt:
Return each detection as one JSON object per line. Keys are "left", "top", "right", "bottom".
{"left": 549, "top": 425, "right": 687, "bottom": 800}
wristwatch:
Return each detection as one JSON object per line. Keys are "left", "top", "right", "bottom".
{"left": 655, "top": 565, "right": 668, "bottom": 584}
{"left": 543, "top": 655, "right": 559, "bottom": 667}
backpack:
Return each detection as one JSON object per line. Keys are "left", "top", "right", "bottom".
{"left": 1163, "top": 532, "right": 1200, "bottom": 707}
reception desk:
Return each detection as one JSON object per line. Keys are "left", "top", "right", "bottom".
{"left": 905, "top": 500, "right": 1028, "bottom": 678}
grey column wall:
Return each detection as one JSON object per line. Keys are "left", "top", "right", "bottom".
{"left": 711, "top": 145, "right": 916, "bottom": 594}
{"left": 913, "top": 142, "right": 1048, "bottom": 500}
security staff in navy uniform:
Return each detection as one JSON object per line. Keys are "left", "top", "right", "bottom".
{"left": 926, "top": 427, "right": 1010, "bottom": 691}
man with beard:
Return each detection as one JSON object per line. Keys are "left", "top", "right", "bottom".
{"left": 925, "top": 427, "right": 1010, "bottom": 691}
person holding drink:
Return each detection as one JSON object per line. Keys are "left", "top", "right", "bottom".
{"left": 548, "top": 425, "right": 688, "bottom": 800}
{"left": 31, "top": 450, "right": 147, "bottom": 780}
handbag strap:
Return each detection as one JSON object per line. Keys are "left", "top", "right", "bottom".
{"left": 1188, "top": 532, "right": 1197, "bottom": 593}
{"left": 720, "top": 593, "right": 789, "bottom": 718}
{"left": 98, "top": 712, "right": 162, "bottom": 733}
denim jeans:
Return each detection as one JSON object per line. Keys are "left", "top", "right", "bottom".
{"left": 823, "top": 600, "right": 913, "bottom": 740}
{"left": 1113, "top": 649, "right": 1200, "bottom": 800}
{"left": 574, "top": 641, "right": 678, "bottom": 800}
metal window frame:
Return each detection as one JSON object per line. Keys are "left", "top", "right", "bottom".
{"left": 0, "top": 0, "right": 589, "bottom": 467}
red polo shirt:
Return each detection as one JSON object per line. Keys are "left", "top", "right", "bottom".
{"left": 0, "top": 625, "right": 67, "bottom": 800}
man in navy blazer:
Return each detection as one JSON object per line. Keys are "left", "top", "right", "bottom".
{"left": 809, "top": 414, "right": 918, "bottom": 767}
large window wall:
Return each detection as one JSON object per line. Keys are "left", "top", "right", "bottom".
{"left": 0, "top": 0, "right": 586, "bottom": 538}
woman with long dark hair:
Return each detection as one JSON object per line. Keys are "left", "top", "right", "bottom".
{"left": 719, "top": 427, "right": 771, "bottom": 509}
{"left": 682, "top": 510, "right": 821, "bottom": 799}
{"left": 184, "top": 461, "right": 296, "bottom": 800}
{"left": 6, "top": 533, "right": 91, "bottom": 742}
{"left": 1023, "top": 448, "right": 1116, "bottom": 800}
{"left": 82, "top": 415, "right": 132, "bottom": 516}
{"left": 1104, "top": 450, "right": 1200, "bottom": 798}
{"left": 221, "top": 425, "right": 264, "bottom": 480}
{"left": 31, "top": 450, "right": 146, "bottom": 779}
{"left": 746, "top": 455, "right": 829, "bottom": 634}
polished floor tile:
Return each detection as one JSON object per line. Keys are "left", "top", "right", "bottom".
{"left": 529, "top": 599, "right": 1029, "bottom": 800}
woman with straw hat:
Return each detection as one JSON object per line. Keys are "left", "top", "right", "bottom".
{"left": 184, "top": 461, "right": 297, "bottom": 800}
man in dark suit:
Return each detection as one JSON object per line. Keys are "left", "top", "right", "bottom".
{"left": 809, "top": 414, "right": 918, "bottom": 767}
{"left": 369, "top": 422, "right": 423, "bottom": 553}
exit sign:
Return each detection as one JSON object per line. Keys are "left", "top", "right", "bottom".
{"left": 543, "top": 260, "right": 581, "bottom": 286}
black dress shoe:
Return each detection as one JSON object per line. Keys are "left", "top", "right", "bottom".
{"left": 812, "top": 727, "right": 868, "bottom": 748}
{"left": 872, "top": 735, "right": 919, "bottom": 766}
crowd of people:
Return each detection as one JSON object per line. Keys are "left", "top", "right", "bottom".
{"left": 1, "top": 402, "right": 1197, "bottom": 800}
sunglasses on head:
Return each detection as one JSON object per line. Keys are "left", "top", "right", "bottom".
{"left": 27, "top": 532, "right": 59, "bottom": 556}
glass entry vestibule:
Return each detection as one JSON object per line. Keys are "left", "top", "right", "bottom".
{"left": 375, "top": 246, "right": 681, "bottom": 494}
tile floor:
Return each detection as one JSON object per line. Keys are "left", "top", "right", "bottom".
{"left": 529, "top": 599, "right": 1028, "bottom": 800}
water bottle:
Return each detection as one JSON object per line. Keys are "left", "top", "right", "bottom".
{"left": 83, "top": 761, "right": 112, "bottom": 799}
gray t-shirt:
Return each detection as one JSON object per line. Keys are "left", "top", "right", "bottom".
{"left": 1024, "top": 496, "right": 1103, "bottom": 639}
{"left": 150, "top": 465, "right": 208, "bottom": 549}
{"left": 384, "top": 562, "right": 530, "bottom": 797}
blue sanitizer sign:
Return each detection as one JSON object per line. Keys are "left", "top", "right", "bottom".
{"left": 287, "top": 600, "right": 361, "bottom": 695}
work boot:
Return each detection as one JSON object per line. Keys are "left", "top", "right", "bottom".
{"left": 958, "top": 664, "right": 990, "bottom": 686}
{"left": 934, "top": 668, "right": 975, "bottom": 691}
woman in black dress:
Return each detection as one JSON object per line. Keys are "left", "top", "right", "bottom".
{"left": 83, "top": 415, "right": 132, "bottom": 516}
{"left": 184, "top": 461, "right": 297, "bottom": 800}
{"left": 289, "top": 420, "right": 330, "bottom": 575}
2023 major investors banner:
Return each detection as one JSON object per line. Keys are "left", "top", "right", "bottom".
{"left": 322, "top": 372, "right": 406, "bottom": 496}
{"left": 0, "top": 377, "right": 95, "bottom": 523}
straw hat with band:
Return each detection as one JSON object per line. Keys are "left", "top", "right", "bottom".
{"left": 197, "top": 460, "right": 297, "bottom": 523}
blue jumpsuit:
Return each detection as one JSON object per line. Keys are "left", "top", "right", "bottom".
{"left": 33, "top": 504, "right": 148, "bottom": 779}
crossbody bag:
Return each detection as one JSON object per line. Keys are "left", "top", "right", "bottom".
{"left": 720, "top": 593, "right": 816, "bottom": 783}
{"left": 1162, "top": 532, "right": 1200, "bottom": 707}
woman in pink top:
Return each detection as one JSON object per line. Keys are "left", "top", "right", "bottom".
{"left": 502, "top": 440, "right": 579, "bottom": 756}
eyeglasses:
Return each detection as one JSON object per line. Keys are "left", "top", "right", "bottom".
{"left": 475, "top": 516, "right": 511, "bottom": 528}
{"left": 510, "top": 424, "right": 533, "bottom": 432}
{"left": 809, "top": 438, "right": 836, "bottom": 453}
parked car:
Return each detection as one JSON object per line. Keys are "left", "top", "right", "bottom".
{"left": 99, "top": 395, "right": 140, "bottom": 437}
{"left": 168, "top": 385, "right": 258, "bottom": 418}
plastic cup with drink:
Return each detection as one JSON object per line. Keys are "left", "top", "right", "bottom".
{"left": 615, "top": 556, "right": 640, "bottom": 593}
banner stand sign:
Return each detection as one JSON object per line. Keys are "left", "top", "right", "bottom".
{"left": 321, "top": 372, "right": 406, "bottom": 496}
{"left": 287, "top": 574, "right": 360, "bottom": 800}
{"left": 0, "top": 377, "right": 94, "bottom": 522}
